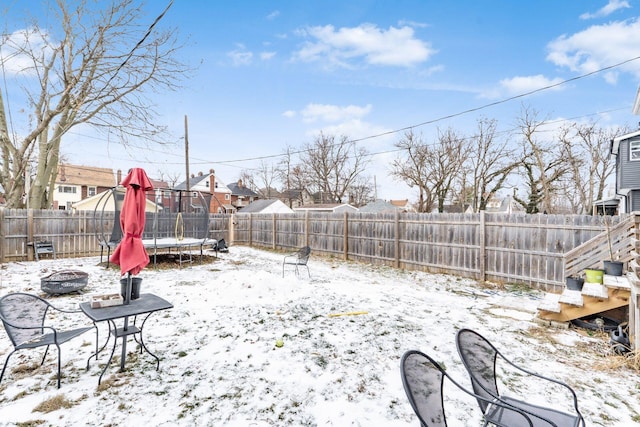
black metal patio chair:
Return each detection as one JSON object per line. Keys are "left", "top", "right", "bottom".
{"left": 455, "top": 328, "right": 585, "bottom": 427}
{"left": 282, "top": 246, "right": 311, "bottom": 277}
{"left": 400, "top": 349, "right": 534, "bottom": 427}
{"left": 0, "top": 293, "right": 93, "bottom": 388}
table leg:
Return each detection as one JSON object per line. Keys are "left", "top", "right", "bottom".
{"left": 86, "top": 323, "right": 110, "bottom": 369}
{"left": 98, "top": 320, "right": 119, "bottom": 385}
{"left": 137, "top": 312, "right": 161, "bottom": 370}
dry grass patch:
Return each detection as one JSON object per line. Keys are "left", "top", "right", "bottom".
{"left": 32, "top": 394, "right": 74, "bottom": 413}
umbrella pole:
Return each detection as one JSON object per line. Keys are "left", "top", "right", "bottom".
{"left": 120, "top": 272, "right": 132, "bottom": 371}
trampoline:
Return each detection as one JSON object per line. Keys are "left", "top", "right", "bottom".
{"left": 94, "top": 187, "right": 215, "bottom": 267}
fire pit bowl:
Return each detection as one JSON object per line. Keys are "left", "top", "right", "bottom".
{"left": 40, "top": 270, "right": 89, "bottom": 295}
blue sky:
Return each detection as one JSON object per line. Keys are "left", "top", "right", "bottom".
{"left": 3, "top": 0, "right": 640, "bottom": 201}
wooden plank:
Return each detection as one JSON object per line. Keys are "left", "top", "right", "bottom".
{"left": 538, "top": 287, "right": 630, "bottom": 322}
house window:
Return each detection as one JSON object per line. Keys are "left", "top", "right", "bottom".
{"left": 88, "top": 186, "right": 97, "bottom": 197}
{"left": 631, "top": 140, "right": 640, "bottom": 160}
{"left": 58, "top": 186, "right": 76, "bottom": 194}
{"left": 225, "top": 194, "right": 230, "bottom": 200}
{"left": 205, "top": 180, "right": 209, "bottom": 188}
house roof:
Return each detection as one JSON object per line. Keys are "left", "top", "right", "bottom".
{"left": 175, "top": 174, "right": 209, "bottom": 190}
{"left": 237, "top": 199, "right": 294, "bottom": 214}
{"left": 227, "top": 181, "right": 259, "bottom": 197}
{"left": 294, "top": 203, "right": 358, "bottom": 212}
{"left": 611, "top": 129, "right": 640, "bottom": 154}
{"left": 359, "top": 199, "right": 401, "bottom": 213}
{"left": 57, "top": 164, "right": 116, "bottom": 187}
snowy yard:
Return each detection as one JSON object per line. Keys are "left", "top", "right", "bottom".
{"left": 0, "top": 246, "right": 638, "bottom": 426}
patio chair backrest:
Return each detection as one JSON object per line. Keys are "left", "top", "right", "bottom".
{"left": 0, "top": 293, "right": 50, "bottom": 347}
{"left": 400, "top": 349, "right": 534, "bottom": 427}
{"left": 296, "top": 246, "right": 311, "bottom": 263}
{"left": 400, "top": 350, "right": 448, "bottom": 427}
{"left": 455, "top": 328, "right": 500, "bottom": 412}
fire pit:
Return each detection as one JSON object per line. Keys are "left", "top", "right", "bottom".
{"left": 40, "top": 270, "right": 89, "bottom": 295}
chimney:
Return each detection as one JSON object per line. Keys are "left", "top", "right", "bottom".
{"left": 209, "top": 169, "right": 216, "bottom": 192}
{"left": 117, "top": 169, "right": 122, "bottom": 185}
{"left": 238, "top": 179, "right": 243, "bottom": 188}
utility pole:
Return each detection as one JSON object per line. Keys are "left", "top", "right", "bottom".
{"left": 184, "top": 115, "right": 190, "bottom": 191}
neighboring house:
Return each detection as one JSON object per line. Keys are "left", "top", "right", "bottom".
{"left": 610, "top": 129, "right": 640, "bottom": 213}
{"left": 227, "top": 179, "right": 259, "bottom": 210}
{"left": 53, "top": 164, "right": 116, "bottom": 210}
{"left": 236, "top": 199, "right": 294, "bottom": 214}
{"left": 293, "top": 203, "right": 359, "bottom": 214}
{"left": 483, "top": 196, "right": 524, "bottom": 214}
{"left": 278, "top": 188, "right": 314, "bottom": 208}
{"left": 359, "top": 199, "right": 402, "bottom": 214}
{"left": 175, "top": 169, "right": 234, "bottom": 214}
{"left": 390, "top": 199, "right": 415, "bottom": 213}
{"left": 71, "top": 188, "right": 160, "bottom": 213}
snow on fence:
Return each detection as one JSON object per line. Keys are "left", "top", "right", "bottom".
{"left": 0, "top": 207, "right": 632, "bottom": 292}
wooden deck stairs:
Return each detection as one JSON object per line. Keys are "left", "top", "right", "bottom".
{"left": 537, "top": 274, "right": 631, "bottom": 323}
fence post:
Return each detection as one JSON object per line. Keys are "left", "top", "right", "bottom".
{"left": 0, "top": 207, "right": 4, "bottom": 264}
{"left": 394, "top": 210, "right": 400, "bottom": 268}
{"left": 27, "top": 209, "right": 34, "bottom": 261}
{"left": 304, "top": 210, "right": 309, "bottom": 247}
{"left": 249, "top": 213, "right": 253, "bottom": 247}
{"left": 343, "top": 211, "right": 349, "bottom": 260}
{"left": 272, "top": 213, "right": 276, "bottom": 249}
{"left": 229, "top": 213, "right": 236, "bottom": 244}
{"left": 479, "top": 210, "right": 486, "bottom": 282}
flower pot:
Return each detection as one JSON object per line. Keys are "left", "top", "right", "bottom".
{"left": 584, "top": 268, "right": 604, "bottom": 284}
{"left": 603, "top": 260, "right": 624, "bottom": 276}
{"left": 120, "top": 277, "right": 142, "bottom": 300}
{"left": 565, "top": 276, "right": 584, "bottom": 291}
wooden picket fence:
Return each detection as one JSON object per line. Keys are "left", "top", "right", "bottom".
{"left": 0, "top": 207, "right": 635, "bottom": 292}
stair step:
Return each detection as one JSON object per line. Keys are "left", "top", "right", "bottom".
{"left": 582, "top": 282, "right": 608, "bottom": 298}
{"left": 537, "top": 293, "right": 561, "bottom": 313}
{"left": 603, "top": 274, "right": 631, "bottom": 290}
{"left": 558, "top": 289, "right": 583, "bottom": 306}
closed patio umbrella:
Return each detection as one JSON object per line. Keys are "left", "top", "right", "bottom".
{"left": 109, "top": 167, "right": 154, "bottom": 288}
{"left": 108, "top": 167, "right": 153, "bottom": 371}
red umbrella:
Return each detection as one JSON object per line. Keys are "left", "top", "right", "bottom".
{"left": 109, "top": 168, "right": 154, "bottom": 278}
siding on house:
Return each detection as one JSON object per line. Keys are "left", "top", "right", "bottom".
{"left": 618, "top": 135, "right": 640, "bottom": 190}
{"left": 630, "top": 189, "right": 640, "bottom": 211}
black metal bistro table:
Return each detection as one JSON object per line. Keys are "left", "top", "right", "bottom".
{"left": 80, "top": 293, "right": 173, "bottom": 384}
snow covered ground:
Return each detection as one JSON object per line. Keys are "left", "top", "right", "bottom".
{"left": 0, "top": 246, "right": 638, "bottom": 426}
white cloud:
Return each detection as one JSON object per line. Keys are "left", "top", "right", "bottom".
{"left": 282, "top": 110, "right": 296, "bottom": 118}
{"left": 580, "top": 0, "right": 630, "bottom": 20}
{"left": 300, "top": 103, "right": 372, "bottom": 123}
{"left": 293, "top": 24, "right": 435, "bottom": 68}
{"left": 267, "top": 10, "right": 280, "bottom": 20}
{"left": 499, "top": 74, "right": 565, "bottom": 95}
{"left": 260, "top": 51, "right": 276, "bottom": 60}
{"left": 1, "top": 28, "right": 51, "bottom": 77}
{"left": 227, "top": 44, "right": 253, "bottom": 66}
{"left": 546, "top": 18, "right": 640, "bottom": 79}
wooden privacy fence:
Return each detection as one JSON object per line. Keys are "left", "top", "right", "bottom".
{"left": 233, "top": 211, "right": 635, "bottom": 292}
{"left": 0, "top": 207, "right": 635, "bottom": 292}
{"left": 0, "top": 208, "right": 230, "bottom": 263}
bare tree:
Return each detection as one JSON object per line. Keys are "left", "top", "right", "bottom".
{"left": 429, "top": 127, "right": 468, "bottom": 213}
{"left": 390, "top": 130, "right": 435, "bottom": 213}
{"left": 253, "top": 160, "right": 279, "bottom": 198}
{"left": 300, "top": 132, "right": 370, "bottom": 204}
{"left": 513, "top": 106, "right": 568, "bottom": 214}
{"left": 277, "top": 145, "right": 303, "bottom": 207}
{"left": 0, "top": 0, "right": 189, "bottom": 208}
{"left": 466, "top": 118, "right": 518, "bottom": 212}
{"left": 347, "top": 175, "right": 375, "bottom": 207}
{"left": 557, "top": 122, "right": 629, "bottom": 214}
